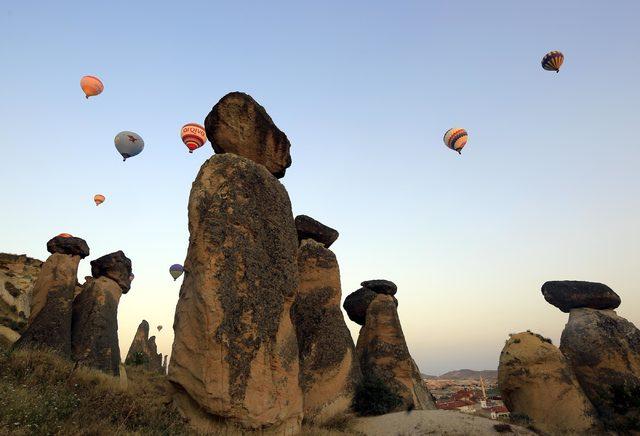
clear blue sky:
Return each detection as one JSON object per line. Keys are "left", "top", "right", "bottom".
{"left": 1, "top": 1, "right": 639, "bottom": 375}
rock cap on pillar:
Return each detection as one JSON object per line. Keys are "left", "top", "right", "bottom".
{"left": 47, "top": 235, "right": 90, "bottom": 258}
{"left": 294, "top": 215, "right": 339, "bottom": 248}
{"left": 204, "top": 92, "right": 292, "bottom": 178}
{"left": 343, "top": 287, "right": 398, "bottom": 326}
{"left": 90, "top": 250, "right": 133, "bottom": 292}
{"left": 541, "top": 280, "right": 621, "bottom": 313}
{"left": 361, "top": 279, "right": 397, "bottom": 295}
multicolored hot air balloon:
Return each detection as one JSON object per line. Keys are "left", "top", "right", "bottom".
{"left": 169, "top": 264, "right": 184, "bottom": 281}
{"left": 114, "top": 131, "right": 144, "bottom": 161}
{"left": 58, "top": 233, "right": 73, "bottom": 238}
{"left": 541, "top": 51, "right": 564, "bottom": 73}
{"left": 443, "top": 128, "right": 468, "bottom": 154}
{"left": 157, "top": 325, "right": 163, "bottom": 332}
{"left": 180, "top": 123, "right": 207, "bottom": 153}
{"left": 80, "top": 75, "right": 104, "bottom": 99}
{"left": 94, "top": 194, "right": 105, "bottom": 206}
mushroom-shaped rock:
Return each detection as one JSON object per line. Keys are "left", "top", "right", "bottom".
{"left": 90, "top": 251, "right": 132, "bottom": 292}
{"left": 498, "top": 331, "right": 602, "bottom": 435}
{"left": 343, "top": 287, "right": 398, "bottom": 326}
{"left": 294, "top": 215, "right": 339, "bottom": 248}
{"left": 541, "top": 281, "right": 621, "bottom": 313}
{"left": 560, "top": 308, "right": 640, "bottom": 431}
{"left": 361, "top": 279, "right": 397, "bottom": 295}
{"left": 204, "top": 92, "right": 292, "bottom": 178}
{"left": 47, "top": 235, "right": 90, "bottom": 259}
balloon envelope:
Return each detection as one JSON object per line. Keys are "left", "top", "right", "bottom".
{"left": 94, "top": 194, "right": 105, "bottom": 206}
{"left": 169, "top": 264, "right": 184, "bottom": 280}
{"left": 80, "top": 75, "right": 104, "bottom": 98}
{"left": 58, "top": 233, "right": 73, "bottom": 238}
{"left": 157, "top": 325, "right": 163, "bottom": 331}
{"left": 542, "top": 51, "right": 564, "bottom": 72}
{"left": 114, "top": 131, "right": 144, "bottom": 161}
{"left": 443, "top": 128, "right": 468, "bottom": 154}
{"left": 180, "top": 123, "right": 207, "bottom": 153}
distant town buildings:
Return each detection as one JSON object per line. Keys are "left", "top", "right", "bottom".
{"left": 427, "top": 377, "right": 510, "bottom": 421}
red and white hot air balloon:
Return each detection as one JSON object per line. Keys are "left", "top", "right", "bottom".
{"left": 180, "top": 123, "right": 207, "bottom": 153}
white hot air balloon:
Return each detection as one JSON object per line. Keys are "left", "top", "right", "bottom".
{"left": 114, "top": 131, "right": 144, "bottom": 161}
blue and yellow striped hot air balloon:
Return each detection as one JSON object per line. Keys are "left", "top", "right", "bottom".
{"left": 541, "top": 51, "right": 564, "bottom": 73}
{"left": 443, "top": 128, "right": 468, "bottom": 154}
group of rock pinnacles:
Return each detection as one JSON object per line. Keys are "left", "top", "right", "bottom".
{"left": 2, "top": 91, "right": 638, "bottom": 434}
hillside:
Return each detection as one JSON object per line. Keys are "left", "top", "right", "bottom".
{"left": 421, "top": 369, "right": 498, "bottom": 380}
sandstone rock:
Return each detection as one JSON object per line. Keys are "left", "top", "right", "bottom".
{"left": 343, "top": 287, "right": 398, "bottom": 326}
{"left": 14, "top": 253, "right": 81, "bottom": 356}
{"left": 162, "top": 354, "right": 168, "bottom": 374}
{"left": 0, "top": 253, "right": 42, "bottom": 341}
{"left": 361, "top": 279, "right": 397, "bottom": 296}
{"left": 47, "top": 235, "right": 90, "bottom": 258}
{"left": 71, "top": 276, "right": 124, "bottom": 375}
{"left": 90, "top": 251, "right": 132, "bottom": 292}
{"left": 119, "top": 363, "right": 129, "bottom": 390}
{"left": 291, "top": 238, "right": 361, "bottom": 423}
{"left": 356, "top": 293, "right": 435, "bottom": 412}
{"left": 560, "top": 308, "right": 640, "bottom": 431}
{"left": 498, "top": 331, "right": 602, "bottom": 434}
{"left": 294, "top": 215, "right": 339, "bottom": 248}
{"left": 169, "top": 153, "right": 302, "bottom": 432}
{"left": 204, "top": 92, "right": 292, "bottom": 178}
{"left": 541, "top": 280, "right": 621, "bottom": 313}
{"left": 125, "top": 320, "right": 163, "bottom": 373}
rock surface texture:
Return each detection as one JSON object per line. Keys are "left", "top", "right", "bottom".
{"left": 71, "top": 276, "right": 124, "bottom": 375}
{"left": 14, "top": 249, "right": 84, "bottom": 356}
{"left": 291, "top": 238, "right": 361, "bottom": 424}
{"left": 355, "top": 293, "right": 435, "bottom": 412}
{"left": 125, "top": 320, "right": 163, "bottom": 373}
{"left": 204, "top": 92, "right": 292, "bottom": 178}
{"left": 498, "top": 331, "right": 602, "bottom": 435}
{"left": 294, "top": 215, "right": 339, "bottom": 248}
{"left": 0, "top": 253, "right": 42, "bottom": 343}
{"left": 560, "top": 308, "right": 640, "bottom": 431}
{"left": 90, "top": 251, "right": 132, "bottom": 292}
{"left": 169, "top": 153, "right": 302, "bottom": 432}
{"left": 542, "top": 280, "right": 621, "bottom": 313}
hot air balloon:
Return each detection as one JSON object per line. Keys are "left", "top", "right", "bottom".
{"left": 114, "top": 131, "right": 144, "bottom": 161}
{"left": 180, "top": 123, "right": 207, "bottom": 153}
{"left": 58, "top": 233, "right": 73, "bottom": 238}
{"left": 157, "top": 325, "right": 163, "bottom": 332}
{"left": 94, "top": 194, "right": 105, "bottom": 206}
{"left": 129, "top": 274, "right": 135, "bottom": 281}
{"left": 169, "top": 264, "right": 184, "bottom": 281}
{"left": 443, "top": 128, "right": 468, "bottom": 154}
{"left": 80, "top": 75, "right": 104, "bottom": 99}
{"left": 541, "top": 51, "right": 564, "bottom": 73}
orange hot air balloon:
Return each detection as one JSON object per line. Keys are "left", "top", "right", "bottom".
{"left": 58, "top": 233, "right": 73, "bottom": 238}
{"left": 94, "top": 194, "right": 105, "bottom": 206}
{"left": 80, "top": 75, "right": 104, "bottom": 99}
{"left": 180, "top": 123, "right": 207, "bottom": 153}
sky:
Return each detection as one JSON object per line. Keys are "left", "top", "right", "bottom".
{"left": 1, "top": 1, "right": 639, "bottom": 375}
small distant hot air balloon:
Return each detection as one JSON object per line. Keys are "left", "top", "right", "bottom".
{"left": 157, "top": 325, "right": 163, "bottom": 332}
{"left": 169, "top": 264, "right": 184, "bottom": 281}
{"left": 58, "top": 233, "right": 73, "bottom": 238}
{"left": 114, "top": 131, "right": 144, "bottom": 161}
{"left": 80, "top": 75, "right": 104, "bottom": 99}
{"left": 180, "top": 123, "right": 207, "bottom": 153}
{"left": 541, "top": 51, "right": 564, "bottom": 73}
{"left": 94, "top": 194, "right": 105, "bottom": 206}
{"left": 443, "top": 128, "right": 468, "bottom": 154}
{"left": 129, "top": 274, "right": 135, "bottom": 281}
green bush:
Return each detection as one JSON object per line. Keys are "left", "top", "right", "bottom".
{"left": 351, "top": 375, "right": 402, "bottom": 416}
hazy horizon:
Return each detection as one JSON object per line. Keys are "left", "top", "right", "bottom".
{"left": 2, "top": 0, "right": 639, "bottom": 375}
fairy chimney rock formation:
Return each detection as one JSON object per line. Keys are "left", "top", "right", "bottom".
{"left": 14, "top": 235, "right": 89, "bottom": 356}
{"left": 71, "top": 251, "right": 132, "bottom": 375}
{"left": 125, "top": 320, "right": 163, "bottom": 373}
{"left": 169, "top": 152, "right": 302, "bottom": 432}
{"left": 355, "top": 292, "right": 435, "bottom": 411}
{"left": 0, "top": 253, "right": 42, "bottom": 346}
{"left": 498, "top": 331, "right": 602, "bottom": 434}
{"left": 292, "top": 236, "right": 361, "bottom": 423}
{"left": 294, "top": 215, "right": 339, "bottom": 248}
{"left": 542, "top": 280, "right": 621, "bottom": 313}
{"left": 343, "top": 283, "right": 398, "bottom": 326}
{"left": 560, "top": 308, "right": 640, "bottom": 431}
{"left": 204, "top": 92, "right": 292, "bottom": 178}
